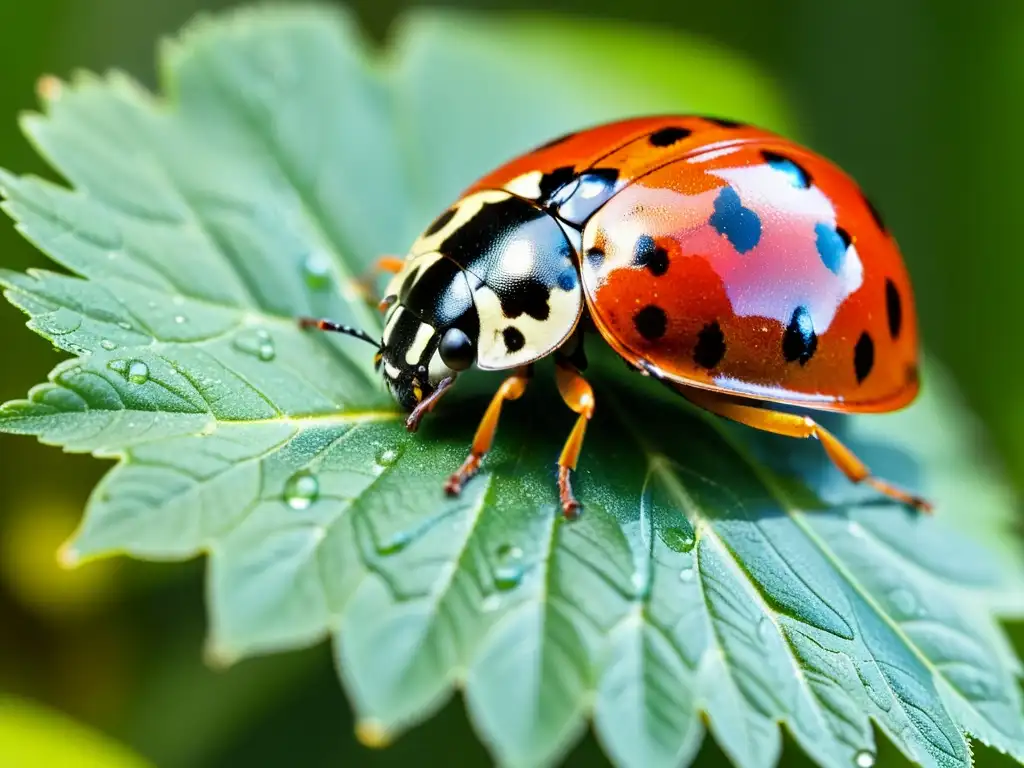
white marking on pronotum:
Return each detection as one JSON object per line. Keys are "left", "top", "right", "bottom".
{"left": 382, "top": 305, "right": 405, "bottom": 345}
{"left": 405, "top": 322, "right": 436, "bottom": 365}
{"left": 383, "top": 361, "right": 402, "bottom": 379}
{"left": 505, "top": 170, "right": 544, "bottom": 199}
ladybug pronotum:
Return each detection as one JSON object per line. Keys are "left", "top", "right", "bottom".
{"left": 300, "top": 115, "right": 929, "bottom": 518}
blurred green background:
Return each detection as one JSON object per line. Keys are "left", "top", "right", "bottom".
{"left": 0, "top": 0, "right": 1021, "bottom": 766}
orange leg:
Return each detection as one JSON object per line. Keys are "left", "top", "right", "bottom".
{"left": 445, "top": 369, "right": 530, "bottom": 497}
{"left": 355, "top": 255, "right": 406, "bottom": 309}
{"left": 683, "top": 389, "right": 932, "bottom": 512}
{"left": 554, "top": 362, "right": 595, "bottom": 519}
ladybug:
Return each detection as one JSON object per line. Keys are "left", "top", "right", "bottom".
{"left": 300, "top": 115, "right": 929, "bottom": 518}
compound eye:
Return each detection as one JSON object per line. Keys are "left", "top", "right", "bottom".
{"left": 438, "top": 327, "right": 475, "bottom": 371}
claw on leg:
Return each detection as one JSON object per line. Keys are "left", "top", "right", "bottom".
{"left": 554, "top": 361, "right": 595, "bottom": 519}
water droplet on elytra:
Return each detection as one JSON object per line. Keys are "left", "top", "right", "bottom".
{"left": 661, "top": 525, "right": 696, "bottom": 552}
{"left": 854, "top": 750, "right": 876, "bottom": 768}
{"left": 283, "top": 469, "right": 319, "bottom": 510}
{"left": 679, "top": 566, "right": 695, "bottom": 583}
{"left": 303, "top": 252, "right": 332, "bottom": 288}
{"left": 100, "top": 339, "right": 117, "bottom": 351}
{"left": 494, "top": 544, "right": 525, "bottom": 591}
{"left": 127, "top": 361, "right": 149, "bottom": 385}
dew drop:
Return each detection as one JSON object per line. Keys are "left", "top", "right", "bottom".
{"left": 117, "top": 321, "right": 132, "bottom": 331}
{"left": 377, "top": 531, "right": 411, "bottom": 556}
{"left": 99, "top": 339, "right": 117, "bottom": 351}
{"left": 174, "top": 314, "right": 187, "bottom": 324}
{"left": 303, "top": 252, "right": 332, "bottom": 288}
{"left": 757, "top": 616, "right": 772, "bottom": 641}
{"left": 373, "top": 446, "right": 402, "bottom": 472}
{"left": 494, "top": 544, "right": 525, "bottom": 590}
{"left": 888, "top": 587, "right": 918, "bottom": 618}
{"left": 661, "top": 525, "right": 696, "bottom": 553}
{"left": 127, "top": 360, "right": 150, "bottom": 385}
{"left": 283, "top": 469, "right": 319, "bottom": 510}
{"left": 679, "top": 566, "right": 695, "bottom": 582}
{"left": 854, "top": 750, "right": 876, "bottom": 768}
{"left": 47, "top": 307, "right": 82, "bottom": 335}
{"left": 107, "top": 359, "right": 128, "bottom": 374}
{"left": 233, "top": 328, "right": 277, "bottom": 361}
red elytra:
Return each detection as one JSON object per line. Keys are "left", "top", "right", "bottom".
{"left": 466, "top": 115, "right": 919, "bottom": 414}
{"left": 302, "top": 115, "right": 929, "bottom": 516}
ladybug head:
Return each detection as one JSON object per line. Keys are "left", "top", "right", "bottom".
{"left": 375, "top": 307, "right": 477, "bottom": 411}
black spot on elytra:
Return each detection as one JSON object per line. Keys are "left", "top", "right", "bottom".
{"left": 424, "top": 207, "right": 456, "bottom": 236}
{"left": 854, "top": 332, "right": 875, "bottom": 383}
{"left": 782, "top": 306, "right": 817, "bottom": 365}
{"left": 500, "top": 279, "right": 551, "bottom": 321}
{"left": 633, "top": 235, "right": 669, "bottom": 276}
{"left": 633, "top": 305, "right": 667, "bottom": 340}
{"left": 503, "top": 326, "right": 525, "bottom": 353}
{"left": 864, "top": 193, "right": 887, "bottom": 232}
{"left": 532, "top": 130, "right": 577, "bottom": 152}
{"left": 885, "top": 279, "right": 902, "bottom": 339}
{"left": 649, "top": 126, "right": 692, "bottom": 147}
{"left": 694, "top": 321, "right": 726, "bottom": 369}
{"left": 761, "top": 150, "right": 813, "bottom": 189}
{"left": 585, "top": 246, "right": 606, "bottom": 268}
{"left": 538, "top": 166, "right": 577, "bottom": 201}
{"left": 704, "top": 116, "right": 745, "bottom": 129}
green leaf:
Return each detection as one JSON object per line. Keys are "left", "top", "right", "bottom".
{"left": 0, "top": 695, "right": 154, "bottom": 768}
{"left": 1, "top": 6, "right": 1023, "bottom": 768}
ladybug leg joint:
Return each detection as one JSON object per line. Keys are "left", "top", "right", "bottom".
{"left": 554, "top": 361, "right": 596, "bottom": 520}
{"left": 406, "top": 376, "right": 456, "bottom": 432}
{"left": 444, "top": 368, "right": 530, "bottom": 497}
{"left": 681, "top": 388, "right": 932, "bottom": 513}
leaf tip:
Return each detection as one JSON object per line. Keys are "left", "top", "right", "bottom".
{"left": 56, "top": 541, "right": 80, "bottom": 569}
{"left": 202, "top": 639, "right": 240, "bottom": 671}
{"left": 35, "top": 74, "right": 63, "bottom": 103}
{"left": 355, "top": 719, "right": 393, "bottom": 749}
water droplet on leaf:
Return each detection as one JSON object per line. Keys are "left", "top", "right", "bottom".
{"left": 888, "top": 587, "right": 918, "bottom": 618}
{"left": 377, "top": 531, "right": 411, "bottom": 556}
{"left": 233, "top": 329, "right": 276, "bottom": 361}
{"left": 174, "top": 314, "right": 187, "bottom": 324}
{"left": 854, "top": 750, "right": 876, "bottom": 768}
{"left": 47, "top": 307, "right": 82, "bottom": 335}
{"left": 303, "top": 252, "right": 332, "bottom": 288}
{"left": 757, "top": 617, "right": 772, "bottom": 641}
{"left": 117, "top": 321, "right": 132, "bottom": 331}
{"left": 284, "top": 469, "right": 319, "bottom": 510}
{"left": 99, "top": 339, "right": 117, "bottom": 351}
{"left": 374, "top": 446, "right": 402, "bottom": 471}
{"left": 679, "top": 566, "right": 695, "bottom": 582}
{"left": 494, "top": 544, "right": 525, "bottom": 590}
{"left": 127, "top": 361, "right": 149, "bottom": 385}
{"left": 661, "top": 525, "right": 696, "bottom": 552}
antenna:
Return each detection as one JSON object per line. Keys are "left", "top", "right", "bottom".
{"left": 298, "top": 317, "right": 381, "bottom": 349}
